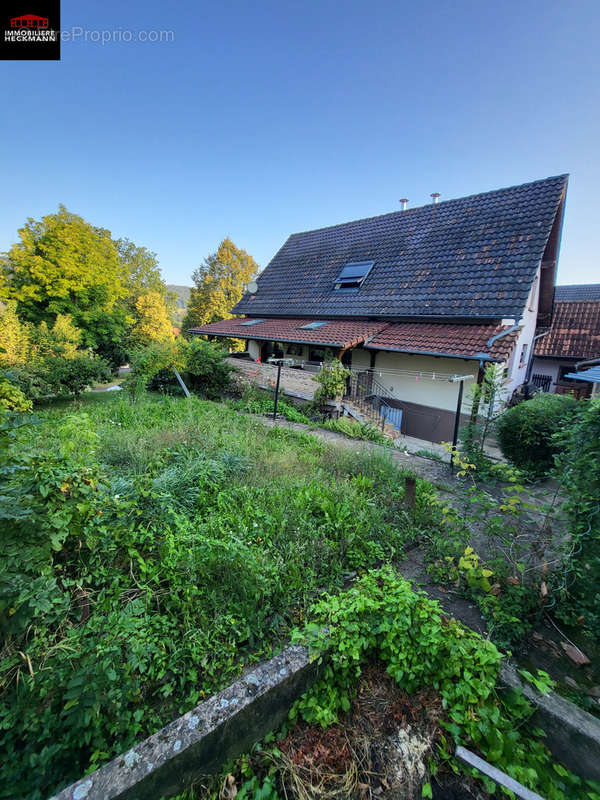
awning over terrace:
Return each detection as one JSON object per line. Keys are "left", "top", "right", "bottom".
{"left": 363, "top": 322, "right": 520, "bottom": 362}
{"left": 190, "top": 318, "right": 520, "bottom": 362}
{"left": 189, "top": 317, "right": 388, "bottom": 349}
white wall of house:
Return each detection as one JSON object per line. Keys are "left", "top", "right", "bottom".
{"left": 372, "top": 351, "right": 480, "bottom": 413}
{"left": 503, "top": 267, "right": 541, "bottom": 398}
{"left": 530, "top": 357, "right": 561, "bottom": 389}
{"left": 350, "top": 348, "right": 371, "bottom": 370}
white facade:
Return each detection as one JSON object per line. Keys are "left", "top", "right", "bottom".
{"left": 371, "top": 351, "right": 479, "bottom": 413}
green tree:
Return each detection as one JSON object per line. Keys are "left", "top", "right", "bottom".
{"left": 115, "top": 238, "right": 174, "bottom": 311}
{"left": 130, "top": 291, "right": 174, "bottom": 347}
{"left": 182, "top": 238, "right": 258, "bottom": 333}
{"left": 0, "top": 301, "right": 31, "bottom": 367}
{"left": 4, "top": 206, "right": 128, "bottom": 364}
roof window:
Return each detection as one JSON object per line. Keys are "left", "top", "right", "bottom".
{"left": 240, "top": 318, "right": 265, "bottom": 326}
{"left": 299, "top": 321, "right": 328, "bottom": 329}
{"left": 334, "top": 261, "right": 373, "bottom": 290}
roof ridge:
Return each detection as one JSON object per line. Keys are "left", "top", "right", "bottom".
{"left": 289, "top": 174, "right": 569, "bottom": 238}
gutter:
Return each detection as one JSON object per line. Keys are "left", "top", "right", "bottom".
{"left": 362, "top": 344, "right": 503, "bottom": 362}
{"left": 525, "top": 329, "right": 551, "bottom": 384}
{"left": 486, "top": 323, "right": 520, "bottom": 350}
{"left": 575, "top": 356, "right": 600, "bottom": 369}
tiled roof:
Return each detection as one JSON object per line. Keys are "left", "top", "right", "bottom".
{"left": 189, "top": 317, "right": 389, "bottom": 349}
{"left": 554, "top": 284, "right": 600, "bottom": 302}
{"left": 235, "top": 175, "right": 568, "bottom": 321}
{"left": 364, "top": 322, "right": 519, "bottom": 361}
{"left": 192, "top": 317, "right": 519, "bottom": 361}
{"left": 535, "top": 300, "right": 600, "bottom": 359}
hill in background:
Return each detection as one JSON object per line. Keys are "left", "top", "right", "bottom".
{"left": 167, "top": 285, "right": 192, "bottom": 326}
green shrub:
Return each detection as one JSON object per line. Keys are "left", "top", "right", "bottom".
{"left": 313, "top": 360, "right": 351, "bottom": 405}
{"left": 184, "top": 337, "right": 235, "bottom": 399}
{"left": 496, "top": 393, "right": 580, "bottom": 477}
{"left": 128, "top": 338, "right": 234, "bottom": 399}
{"left": 0, "top": 379, "right": 32, "bottom": 412}
{"left": 554, "top": 396, "right": 600, "bottom": 636}
{"left": 291, "top": 569, "right": 594, "bottom": 799}
{"left": 2, "top": 353, "right": 111, "bottom": 400}
{"left": 321, "top": 416, "right": 390, "bottom": 445}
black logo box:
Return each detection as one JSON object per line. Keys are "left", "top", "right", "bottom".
{"left": 1, "top": 0, "right": 60, "bottom": 60}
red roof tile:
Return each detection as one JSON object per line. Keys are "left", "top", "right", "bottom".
{"left": 189, "top": 318, "right": 389, "bottom": 349}
{"left": 364, "top": 322, "right": 519, "bottom": 361}
{"left": 535, "top": 300, "right": 600, "bottom": 359}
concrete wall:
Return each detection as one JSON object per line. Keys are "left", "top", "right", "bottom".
{"left": 247, "top": 339, "right": 261, "bottom": 360}
{"left": 350, "top": 347, "right": 372, "bottom": 371}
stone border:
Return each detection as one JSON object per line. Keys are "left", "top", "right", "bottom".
{"left": 50, "top": 646, "right": 326, "bottom": 800}
{"left": 500, "top": 663, "right": 600, "bottom": 782}
{"left": 51, "top": 649, "right": 600, "bottom": 799}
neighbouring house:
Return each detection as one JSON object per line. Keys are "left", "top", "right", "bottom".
{"left": 191, "top": 175, "right": 568, "bottom": 442}
{"left": 531, "top": 284, "right": 600, "bottom": 398}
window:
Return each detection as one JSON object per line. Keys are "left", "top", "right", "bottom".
{"left": 333, "top": 261, "right": 373, "bottom": 291}
{"left": 299, "top": 321, "right": 328, "bottom": 330}
{"left": 519, "top": 343, "right": 528, "bottom": 366}
{"left": 240, "top": 318, "right": 265, "bottom": 326}
{"left": 286, "top": 343, "right": 304, "bottom": 356}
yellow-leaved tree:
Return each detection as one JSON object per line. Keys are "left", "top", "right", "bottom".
{"left": 130, "top": 291, "right": 174, "bottom": 347}
{"left": 182, "top": 238, "right": 258, "bottom": 333}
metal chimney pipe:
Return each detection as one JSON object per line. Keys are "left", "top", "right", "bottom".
{"left": 399, "top": 198, "right": 408, "bottom": 210}
{"left": 431, "top": 192, "right": 440, "bottom": 204}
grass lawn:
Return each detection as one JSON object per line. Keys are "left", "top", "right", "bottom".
{"left": 1, "top": 393, "right": 427, "bottom": 799}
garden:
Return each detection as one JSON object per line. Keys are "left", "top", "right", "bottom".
{"left": 1, "top": 307, "right": 599, "bottom": 798}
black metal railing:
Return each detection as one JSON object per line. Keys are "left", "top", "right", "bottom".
{"left": 343, "top": 371, "right": 398, "bottom": 431}
{"left": 531, "top": 373, "right": 552, "bottom": 393}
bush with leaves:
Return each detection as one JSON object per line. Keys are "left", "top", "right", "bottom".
{"left": 312, "top": 360, "right": 351, "bottom": 405}
{"left": 0, "top": 379, "right": 32, "bottom": 412}
{"left": 290, "top": 569, "right": 596, "bottom": 799}
{"left": 553, "top": 396, "right": 600, "bottom": 636}
{"left": 128, "top": 337, "right": 234, "bottom": 399}
{"left": 496, "top": 393, "right": 580, "bottom": 477}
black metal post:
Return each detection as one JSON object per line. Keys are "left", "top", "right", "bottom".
{"left": 273, "top": 362, "right": 282, "bottom": 421}
{"left": 450, "top": 379, "right": 464, "bottom": 470}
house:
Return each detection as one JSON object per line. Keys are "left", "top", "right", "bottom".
{"left": 191, "top": 175, "right": 568, "bottom": 442}
{"left": 531, "top": 284, "right": 600, "bottom": 398}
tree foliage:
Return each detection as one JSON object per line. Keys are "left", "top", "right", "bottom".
{"left": 115, "top": 238, "right": 174, "bottom": 313}
{"left": 182, "top": 238, "right": 258, "bottom": 332}
{"left": 496, "top": 393, "right": 580, "bottom": 477}
{"left": 130, "top": 291, "right": 174, "bottom": 347}
{"left": 555, "top": 397, "right": 600, "bottom": 636}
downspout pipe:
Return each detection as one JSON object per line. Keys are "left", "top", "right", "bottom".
{"left": 525, "top": 329, "right": 551, "bottom": 385}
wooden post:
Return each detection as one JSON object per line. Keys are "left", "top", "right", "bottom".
{"left": 404, "top": 475, "right": 416, "bottom": 510}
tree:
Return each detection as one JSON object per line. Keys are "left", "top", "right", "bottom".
{"left": 115, "top": 238, "right": 174, "bottom": 311}
{"left": 182, "top": 238, "right": 258, "bottom": 333}
{"left": 4, "top": 206, "right": 128, "bottom": 363}
{"left": 0, "top": 301, "right": 30, "bottom": 367}
{"left": 130, "top": 291, "right": 174, "bottom": 347}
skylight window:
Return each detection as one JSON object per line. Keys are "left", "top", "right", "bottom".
{"left": 240, "top": 318, "right": 265, "bottom": 326}
{"left": 299, "top": 321, "right": 328, "bottom": 329}
{"left": 334, "top": 261, "right": 373, "bottom": 290}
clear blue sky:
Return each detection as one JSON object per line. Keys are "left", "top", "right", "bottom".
{"left": 1, "top": 0, "right": 599, "bottom": 286}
